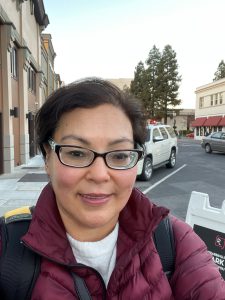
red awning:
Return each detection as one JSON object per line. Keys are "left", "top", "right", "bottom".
{"left": 190, "top": 117, "right": 207, "bottom": 127}
{"left": 218, "top": 117, "right": 225, "bottom": 126}
{"left": 204, "top": 116, "right": 222, "bottom": 127}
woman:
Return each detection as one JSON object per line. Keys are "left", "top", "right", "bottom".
{"left": 3, "top": 78, "right": 225, "bottom": 299}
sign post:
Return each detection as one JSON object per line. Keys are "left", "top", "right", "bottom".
{"left": 186, "top": 191, "right": 225, "bottom": 279}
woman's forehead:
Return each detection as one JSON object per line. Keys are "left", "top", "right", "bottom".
{"left": 54, "top": 104, "right": 134, "bottom": 142}
{"left": 58, "top": 105, "right": 132, "bottom": 128}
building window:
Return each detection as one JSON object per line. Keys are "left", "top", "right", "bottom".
{"left": 215, "top": 93, "right": 218, "bottom": 105}
{"left": 28, "top": 65, "right": 36, "bottom": 93}
{"left": 210, "top": 95, "right": 213, "bottom": 106}
{"left": 199, "top": 97, "right": 204, "bottom": 108}
{"left": 220, "top": 93, "right": 223, "bottom": 104}
{"left": 10, "top": 47, "right": 18, "bottom": 78}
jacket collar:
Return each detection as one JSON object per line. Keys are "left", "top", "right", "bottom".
{"left": 116, "top": 188, "right": 169, "bottom": 265}
{"left": 22, "top": 184, "right": 169, "bottom": 266}
{"left": 22, "top": 183, "right": 76, "bottom": 265}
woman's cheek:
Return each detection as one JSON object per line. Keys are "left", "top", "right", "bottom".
{"left": 53, "top": 166, "right": 81, "bottom": 188}
{"left": 117, "top": 167, "right": 137, "bottom": 188}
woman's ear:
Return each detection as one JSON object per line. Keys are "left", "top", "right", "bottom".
{"left": 42, "top": 144, "right": 51, "bottom": 175}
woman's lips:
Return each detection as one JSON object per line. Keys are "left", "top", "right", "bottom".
{"left": 79, "top": 193, "right": 111, "bottom": 205}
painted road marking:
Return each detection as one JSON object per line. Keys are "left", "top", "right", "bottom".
{"left": 143, "top": 164, "right": 187, "bottom": 195}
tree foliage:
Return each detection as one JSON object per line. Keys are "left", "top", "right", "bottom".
{"left": 130, "top": 45, "right": 181, "bottom": 123}
{"left": 213, "top": 60, "right": 225, "bottom": 81}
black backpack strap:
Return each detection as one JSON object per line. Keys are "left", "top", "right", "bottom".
{"left": 71, "top": 272, "right": 92, "bottom": 300}
{"left": 0, "top": 206, "right": 40, "bottom": 300}
{"left": 153, "top": 216, "right": 175, "bottom": 279}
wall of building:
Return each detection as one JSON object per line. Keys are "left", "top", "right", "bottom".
{"left": 108, "top": 78, "right": 132, "bottom": 91}
{"left": 0, "top": 0, "right": 61, "bottom": 174}
{"left": 161, "top": 109, "right": 195, "bottom": 135}
{"left": 195, "top": 79, "right": 225, "bottom": 117}
{"left": 22, "top": 3, "right": 40, "bottom": 61}
{"left": 193, "top": 78, "right": 225, "bottom": 140}
{"left": 0, "top": 0, "right": 20, "bottom": 29}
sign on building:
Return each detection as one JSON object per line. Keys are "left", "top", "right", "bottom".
{"left": 186, "top": 191, "right": 225, "bottom": 279}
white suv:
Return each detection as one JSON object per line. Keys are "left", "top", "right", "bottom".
{"left": 137, "top": 124, "right": 178, "bottom": 181}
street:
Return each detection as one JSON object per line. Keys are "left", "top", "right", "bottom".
{"left": 135, "top": 138, "right": 225, "bottom": 220}
{"left": 0, "top": 138, "right": 225, "bottom": 220}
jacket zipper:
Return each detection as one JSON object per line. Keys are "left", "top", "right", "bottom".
{"left": 21, "top": 240, "right": 107, "bottom": 299}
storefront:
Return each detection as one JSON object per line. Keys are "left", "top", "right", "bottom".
{"left": 191, "top": 116, "right": 225, "bottom": 139}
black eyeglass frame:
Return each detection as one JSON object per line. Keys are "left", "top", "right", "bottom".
{"left": 48, "top": 138, "right": 144, "bottom": 170}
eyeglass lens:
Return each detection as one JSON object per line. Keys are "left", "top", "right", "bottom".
{"left": 58, "top": 146, "right": 139, "bottom": 169}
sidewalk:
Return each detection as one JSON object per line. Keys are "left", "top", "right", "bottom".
{"left": 0, "top": 155, "right": 48, "bottom": 215}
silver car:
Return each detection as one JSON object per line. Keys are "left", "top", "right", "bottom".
{"left": 201, "top": 131, "right": 225, "bottom": 153}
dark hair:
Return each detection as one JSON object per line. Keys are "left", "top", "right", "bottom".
{"left": 35, "top": 77, "right": 147, "bottom": 157}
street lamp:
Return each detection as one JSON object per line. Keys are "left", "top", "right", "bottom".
{"left": 172, "top": 111, "right": 177, "bottom": 134}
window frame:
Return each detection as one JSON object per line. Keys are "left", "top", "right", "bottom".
{"left": 10, "top": 47, "right": 18, "bottom": 79}
{"left": 27, "top": 65, "right": 36, "bottom": 93}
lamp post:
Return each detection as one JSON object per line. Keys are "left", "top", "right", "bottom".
{"left": 172, "top": 111, "right": 177, "bottom": 135}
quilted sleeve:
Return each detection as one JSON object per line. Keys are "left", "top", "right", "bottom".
{"left": 170, "top": 217, "right": 225, "bottom": 300}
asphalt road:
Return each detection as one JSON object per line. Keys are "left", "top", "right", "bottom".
{"left": 135, "top": 138, "right": 225, "bottom": 221}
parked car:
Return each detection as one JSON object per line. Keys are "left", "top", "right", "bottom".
{"left": 201, "top": 131, "right": 225, "bottom": 153}
{"left": 186, "top": 132, "right": 194, "bottom": 138}
{"left": 137, "top": 124, "right": 178, "bottom": 181}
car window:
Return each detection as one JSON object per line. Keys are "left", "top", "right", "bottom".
{"left": 153, "top": 128, "right": 161, "bottom": 139}
{"left": 166, "top": 127, "right": 176, "bottom": 138}
{"left": 145, "top": 128, "right": 151, "bottom": 142}
{"left": 211, "top": 132, "right": 222, "bottom": 139}
{"left": 221, "top": 133, "right": 225, "bottom": 140}
{"left": 159, "top": 127, "right": 168, "bottom": 139}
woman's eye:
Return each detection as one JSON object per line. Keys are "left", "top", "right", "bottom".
{"left": 113, "top": 152, "right": 129, "bottom": 160}
{"left": 63, "top": 149, "right": 87, "bottom": 159}
{"left": 69, "top": 150, "right": 86, "bottom": 157}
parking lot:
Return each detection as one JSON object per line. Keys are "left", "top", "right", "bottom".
{"left": 0, "top": 138, "right": 224, "bottom": 220}
{"left": 135, "top": 138, "right": 225, "bottom": 220}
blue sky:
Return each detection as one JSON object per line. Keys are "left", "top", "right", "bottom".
{"left": 43, "top": 0, "right": 225, "bottom": 108}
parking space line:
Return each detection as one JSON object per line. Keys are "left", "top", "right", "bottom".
{"left": 143, "top": 164, "right": 187, "bottom": 195}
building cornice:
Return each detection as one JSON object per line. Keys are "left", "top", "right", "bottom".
{"left": 195, "top": 78, "right": 225, "bottom": 93}
{"left": 33, "top": 0, "right": 49, "bottom": 29}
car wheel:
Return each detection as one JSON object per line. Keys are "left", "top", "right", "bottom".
{"left": 139, "top": 157, "right": 153, "bottom": 181}
{"left": 166, "top": 149, "right": 176, "bottom": 168}
{"left": 205, "top": 143, "right": 212, "bottom": 153}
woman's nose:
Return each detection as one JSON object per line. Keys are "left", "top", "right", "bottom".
{"left": 85, "top": 157, "right": 111, "bottom": 182}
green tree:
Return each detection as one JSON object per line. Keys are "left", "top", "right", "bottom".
{"left": 130, "top": 61, "right": 148, "bottom": 116}
{"left": 157, "top": 45, "right": 181, "bottom": 124}
{"left": 130, "top": 45, "right": 181, "bottom": 123}
{"left": 213, "top": 60, "right": 225, "bottom": 81}
{"left": 145, "top": 45, "right": 161, "bottom": 118}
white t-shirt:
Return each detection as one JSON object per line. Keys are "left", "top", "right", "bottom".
{"left": 67, "top": 223, "right": 119, "bottom": 286}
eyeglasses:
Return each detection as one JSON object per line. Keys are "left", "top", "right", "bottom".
{"left": 48, "top": 139, "right": 143, "bottom": 170}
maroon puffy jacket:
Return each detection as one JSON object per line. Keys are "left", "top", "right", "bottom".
{"left": 2, "top": 184, "right": 225, "bottom": 299}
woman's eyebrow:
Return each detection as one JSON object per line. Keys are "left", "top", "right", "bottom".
{"left": 61, "top": 135, "right": 90, "bottom": 146}
{"left": 108, "top": 138, "right": 134, "bottom": 146}
{"left": 60, "top": 135, "right": 134, "bottom": 146}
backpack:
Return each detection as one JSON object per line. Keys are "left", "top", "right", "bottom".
{"left": 0, "top": 207, "right": 175, "bottom": 300}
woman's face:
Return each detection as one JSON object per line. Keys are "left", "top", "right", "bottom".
{"left": 45, "top": 104, "right": 138, "bottom": 241}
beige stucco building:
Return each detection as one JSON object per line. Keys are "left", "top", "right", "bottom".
{"left": 164, "top": 109, "right": 195, "bottom": 134}
{"left": 107, "top": 78, "right": 132, "bottom": 91}
{"left": 0, "top": 0, "right": 62, "bottom": 174}
{"left": 191, "top": 78, "right": 225, "bottom": 140}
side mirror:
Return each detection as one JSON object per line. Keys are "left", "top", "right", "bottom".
{"left": 153, "top": 136, "right": 163, "bottom": 142}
